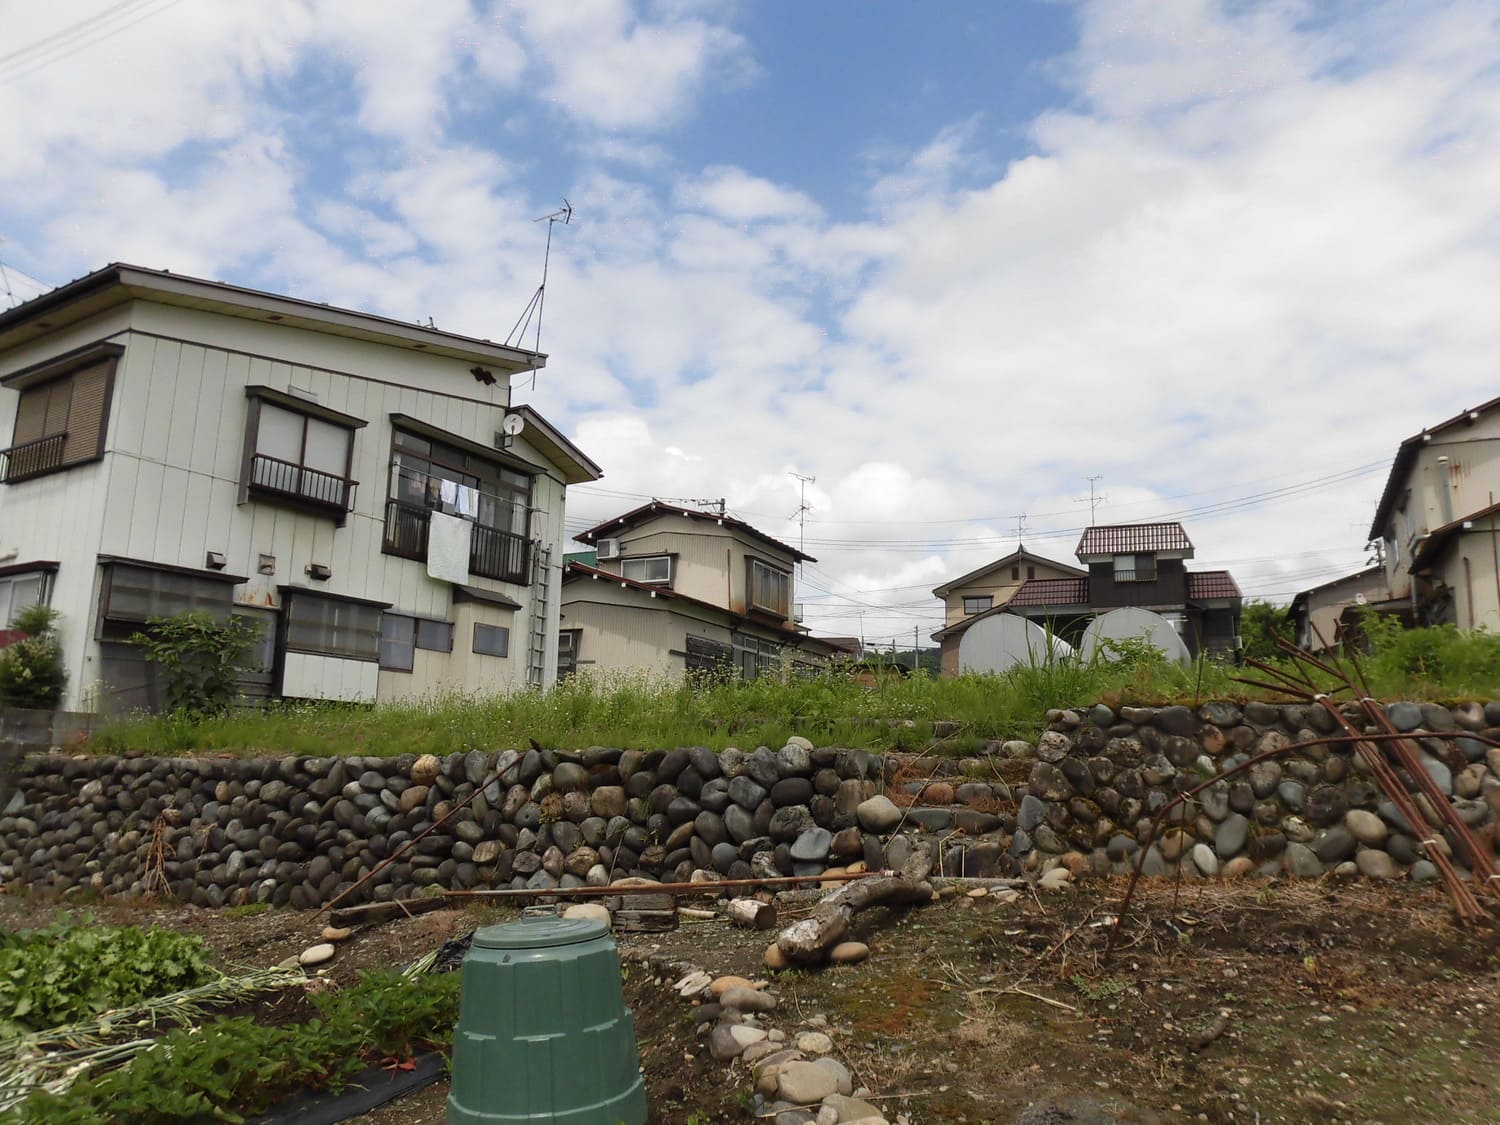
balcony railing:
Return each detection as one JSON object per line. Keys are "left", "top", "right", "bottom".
{"left": 470, "top": 521, "right": 530, "bottom": 584}
{"left": 249, "top": 453, "right": 356, "bottom": 512}
{"left": 0, "top": 432, "right": 68, "bottom": 483}
{"left": 382, "top": 499, "right": 530, "bottom": 584}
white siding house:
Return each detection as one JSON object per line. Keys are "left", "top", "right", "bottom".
{"left": 0, "top": 264, "right": 600, "bottom": 712}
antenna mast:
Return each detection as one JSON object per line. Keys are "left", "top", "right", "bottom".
{"left": 1075, "top": 475, "right": 1107, "bottom": 524}
{"left": 506, "top": 199, "right": 573, "bottom": 391}
{"left": 789, "top": 472, "right": 816, "bottom": 558}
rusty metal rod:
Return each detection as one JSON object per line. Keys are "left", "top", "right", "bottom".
{"left": 443, "top": 870, "right": 892, "bottom": 899}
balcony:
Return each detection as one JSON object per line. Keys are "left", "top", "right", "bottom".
{"left": 382, "top": 500, "right": 530, "bottom": 584}
{"left": 248, "top": 453, "right": 356, "bottom": 514}
{"left": 0, "top": 433, "right": 67, "bottom": 483}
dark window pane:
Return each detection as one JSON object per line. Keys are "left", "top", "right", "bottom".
{"left": 415, "top": 618, "right": 453, "bottom": 653}
{"left": 473, "top": 623, "right": 510, "bottom": 657}
{"left": 286, "top": 594, "right": 381, "bottom": 661}
{"left": 380, "top": 612, "right": 415, "bottom": 671}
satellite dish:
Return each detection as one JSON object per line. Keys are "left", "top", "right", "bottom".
{"left": 501, "top": 412, "right": 526, "bottom": 437}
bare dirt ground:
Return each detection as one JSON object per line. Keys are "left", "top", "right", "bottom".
{"left": 2, "top": 878, "right": 1497, "bottom": 1124}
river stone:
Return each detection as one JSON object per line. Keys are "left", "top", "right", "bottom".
{"left": 1410, "top": 859, "right": 1440, "bottom": 883}
{"left": 856, "top": 795, "right": 901, "bottom": 833}
{"left": 791, "top": 827, "right": 832, "bottom": 862}
{"left": 1305, "top": 785, "right": 1348, "bottom": 827}
{"left": 770, "top": 806, "right": 815, "bottom": 843}
{"left": 1200, "top": 782, "right": 1230, "bottom": 821}
{"left": 1418, "top": 755, "right": 1453, "bottom": 796}
{"left": 1284, "top": 843, "right": 1323, "bottom": 877}
{"left": 776, "top": 1061, "right": 840, "bottom": 1105}
{"left": 1276, "top": 780, "right": 1306, "bottom": 811}
{"left": 1248, "top": 761, "right": 1282, "bottom": 798}
{"left": 1190, "top": 843, "right": 1218, "bottom": 876}
{"left": 1199, "top": 701, "right": 1241, "bottom": 727}
{"left": 1029, "top": 762, "right": 1071, "bottom": 801}
{"left": 1036, "top": 730, "right": 1072, "bottom": 763}
{"left": 1311, "top": 827, "right": 1356, "bottom": 864}
{"left": 729, "top": 776, "right": 769, "bottom": 809}
{"left": 1344, "top": 808, "right": 1387, "bottom": 846}
{"left": 1356, "top": 849, "right": 1399, "bottom": 879}
{"left": 299, "top": 943, "right": 336, "bottom": 967}
{"left": 1215, "top": 813, "right": 1250, "bottom": 858}
{"left": 1017, "top": 794, "right": 1047, "bottom": 832}
{"left": 1282, "top": 816, "right": 1315, "bottom": 844}
{"left": 1386, "top": 701, "right": 1423, "bottom": 732}
{"left": 771, "top": 777, "right": 814, "bottom": 807}
{"left": 776, "top": 744, "right": 812, "bottom": 777}
{"left": 724, "top": 805, "right": 757, "bottom": 843}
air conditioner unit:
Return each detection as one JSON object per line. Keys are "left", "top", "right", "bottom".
{"left": 597, "top": 537, "right": 621, "bottom": 560}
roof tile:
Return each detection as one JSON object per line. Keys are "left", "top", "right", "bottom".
{"left": 1076, "top": 523, "right": 1194, "bottom": 557}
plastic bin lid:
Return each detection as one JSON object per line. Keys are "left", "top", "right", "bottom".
{"left": 471, "top": 915, "right": 609, "bottom": 950}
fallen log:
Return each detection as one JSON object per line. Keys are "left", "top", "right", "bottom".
{"left": 329, "top": 895, "right": 452, "bottom": 929}
{"left": 775, "top": 840, "right": 938, "bottom": 965}
{"left": 726, "top": 898, "right": 778, "bottom": 930}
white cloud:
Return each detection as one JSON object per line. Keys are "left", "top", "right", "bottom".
{"left": 678, "top": 166, "right": 822, "bottom": 223}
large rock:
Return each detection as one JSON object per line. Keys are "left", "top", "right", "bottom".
{"left": 775, "top": 1061, "right": 841, "bottom": 1105}
{"left": 856, "top": 795, "right": 901, "bottom": 833}
{"left": 1215, "top": 813, "right": 1250, "bottom": 858}
{"left": 790, "top": 827, "right": 832, "bottom": 862}
{"left": 1344, "top": 808, "right": 1387, "bottom": 846}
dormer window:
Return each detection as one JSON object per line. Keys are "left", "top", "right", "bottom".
{"left": 621, "top": 555, "right": 672, "bottom": 585}
{"left": 1113, "top": 553, "right": 1157, "bottom": 582}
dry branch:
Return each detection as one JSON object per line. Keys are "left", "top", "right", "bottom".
{"left": 774, "top": 840, "right": 937, "bottom": 964}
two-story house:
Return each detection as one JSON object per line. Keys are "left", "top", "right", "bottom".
{"left": 1368, "top": 395, "right": 1500, "bottom": 630}
{"left": 932, "top": 522, "right": 1242, "bottom": 667}
{"left": 0, "top": 264, "right": 600, "bottom": 711}
{"left": 559, "top": 501, "right": 836, "bottom": 679}
{"left": 929, "top": 547, "right": 1085, "bottom": 675}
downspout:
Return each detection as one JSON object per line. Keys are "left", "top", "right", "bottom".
{"left": 1436, "top": 456, "right": 1455, "bottom": 526}
{"left": 1463, "top": 556, "right": 1474, "bottom": 629}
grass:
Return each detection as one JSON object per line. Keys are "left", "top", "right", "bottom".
{"left": 77, "top": 623, "right": 1500, "bottom": 759}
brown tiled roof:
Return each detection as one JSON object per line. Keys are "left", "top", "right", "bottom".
{"left": 579, "top": 501, "right": 815, "bottom": 562}
{"left": 1076, "top": 523, "right": 1193, "bottom": 557}
{"left": 1004, "top": 577, "right": 1091, "bottom": 608}
{"left": 1185, "top": 571, "right": 1242, "bottom": 601}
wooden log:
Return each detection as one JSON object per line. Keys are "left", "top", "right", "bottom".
{"left": 774, "top": 840, "right": 938, "bottom": 965}
{"left": 328, "top": 895, "right": 451, "bottom": 928}
{"left": 726, "top": 898, "right": 778, "bottom": 930}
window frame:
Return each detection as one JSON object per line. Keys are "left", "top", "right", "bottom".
{"left": 0, "top": 567, "right": 53, "bottom": 627}
{"left": 280, "top": 588, "right": 385, "bottom": 663}
{"left": 96, "top": 559, "right": 243, "bottom": 642}
{"left": 473, "top": 622, "right": 510, "bottom": 658}
{"left": 241, "top": 388, "right": 364, "bottom": 522}
{"left": 1112, "top": 553, "right": 1158, "bottom": 583}
{"left": 1, "top": 342, "right": 123, "bottom": 484}
{"left": 557, "top": 628, "right": 582, "bottom": 679}
{"left": 746, "top": 556, "right": 792, "bottom": 619}
{"left": 962, "top": 595, "right": 992, "bottom": 615}
{"left": 620, "top": 554, "right": 672, "bottom": 585}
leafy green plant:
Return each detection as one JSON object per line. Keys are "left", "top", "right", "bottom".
{"left": 130, "top": 611, "right": 261, "bottom": 716}
{"left": 0, "top": 922, "right": 216, "bottom": 1036}
{"left": 12, "top": 970, "right": 462, "bottom": 1124}
{"left": 1069, "top": 973, "right": 1134, "bottom": 1002}
{"left": 0, "top": 605, "right": 68, "bottom": 710}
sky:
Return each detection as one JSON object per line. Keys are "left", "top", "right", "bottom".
{"left": 3, "top": 0, "right": 1500, "bottom": 648}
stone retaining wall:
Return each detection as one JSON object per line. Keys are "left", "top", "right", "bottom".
{"left": 1, "top": 700, "right": 1497, "bottom": 907}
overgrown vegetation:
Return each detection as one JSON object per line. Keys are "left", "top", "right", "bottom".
{"left": 82, "top": 621, "right": 1500, "bottom": 759}
{"left": 10, "top": 970, "right": 462, "bottom": 1124}
{"left": 131, "top": 611, "right": 261, "bottom": 717}
{"left": 0, "top": 922, "right": 216, "bottom": 1037}
{"left": 0, "top": 605, "right": 68, "bottom": 710}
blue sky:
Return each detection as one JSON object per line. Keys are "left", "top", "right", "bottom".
{"left": 4, "top": 1, "right": 1500, "bottom": 644}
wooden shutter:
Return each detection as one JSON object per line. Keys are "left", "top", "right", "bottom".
{"left": 62, "top": 361, "right": 111, "bottom": 462}
{"left": 11, "top": 385, "right": 49, "bottom": 445}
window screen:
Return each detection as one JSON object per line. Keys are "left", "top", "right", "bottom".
{"left": 285, "top": 593, "right": 381, "bottom": 661}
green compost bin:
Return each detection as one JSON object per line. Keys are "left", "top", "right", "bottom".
{"left": 447, "top": 913, "right": 647, "bottom": 1125}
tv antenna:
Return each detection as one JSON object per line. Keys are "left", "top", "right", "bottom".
{"left": 1015, "top": 512, "right": 1028, "bottom": 546}
{"left": 789, "top": 472, "right": 816, "bottom": 560}
{"left": 1076, "top": 475, "right": 1107, "bottom": 524}
{"left": 506, "top": 198, "right": 573, "bottom": 391}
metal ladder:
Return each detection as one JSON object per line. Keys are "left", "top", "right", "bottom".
{"left": 526, "top": 542, "right": 551, "bottom": 688}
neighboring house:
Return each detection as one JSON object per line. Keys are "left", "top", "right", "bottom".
{"left": 1368, "top": 396, "right": 1500, "bottom": 630}
{"left": 560, "top": 501, "right": 836, "bottom": 680}
{"left": 930, "top": 546, "right": 1085, "bottom": 675}
{"left": 0, "top": 264, "right": 600, "bottom": 712}
{"left": 934, "top": 522, "right": 1243, "bottom": 664}
{"left": 1285, "top": 566, "right": 1393, "bottom": 652}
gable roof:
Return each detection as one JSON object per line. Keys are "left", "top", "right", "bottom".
{"left": 1184, "top": 570, "right": 1242, "bottom": 601}
{"left": 577, "top": 501, "right": 815, "bottom": 562}
{"left": 931, "top": 545, "right": 1085, "bottom": 598}
{"left": 1076, "top": 523, "right": 1194, "bottom": 558}
{"left": 1369, "top": 393, "right": 1500, "bottom": 540}
{"left": 1285, "top": 565, "right": 1386, "bottom": 620}
{"left": 0, "top": 263, "right": 546, "bottom": 371}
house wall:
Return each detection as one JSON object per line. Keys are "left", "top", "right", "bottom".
{"left": 1430, "top": 518, "right": 1500, "bottom": 632}
{"left": 940, "top": 560, "right": 1080, "bottom": 627}
{"left": 1298, "top": 570, "right": 1390, "bottom": 650}
{"left": 1381, "top": 413, "right": 1500, "bottom": 597}
{"left": 597, "top": 514, "right": 802, "bottom": 628}
{"left": 0, "top": 300, "right": 571, "bottom": 710}
{"left": 1086, "top": 558, "right": 1189, "bottom": 610}
{"left": 559, "top": 581, "right": 734, "bottom": 679}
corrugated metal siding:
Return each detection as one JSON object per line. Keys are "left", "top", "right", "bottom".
{"left": 1088, "top": 560, "right": 1189, "bottom": 609}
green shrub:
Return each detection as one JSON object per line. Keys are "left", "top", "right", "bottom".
{"left": 0, "top": 605, "right": 68, "bottom": 710}
{"left": 130, "top": 611, "right": 261, "bottom": 716}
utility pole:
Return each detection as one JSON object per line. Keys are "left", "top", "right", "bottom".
{"left": 1076, "top": 476, "right": 1106, "bottom": 525}
{"left": 913, "top": 625, "right": 919, "bottom": 670}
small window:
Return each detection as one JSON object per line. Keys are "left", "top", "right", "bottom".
{"left": 244, "top": 395, "right": 360, "bottom": 516}
{"left": 99, "top": 563, "right": 233, "bottom": 640}
{"left": 416, "top": 618, "right": 453, "bottom": 653}
{"left": 1112, "top": 553, "right": 1157, "bottom": 582}
{"left": 1027, "top": 565, "right": 1035, "bottom": 580}
{"left": 558, "top": 629, "right": 581, "bottom": 679}
{"left": 474, "top": 623, "right": 510, "bottom": 657}
{"left": 380, "top": 613, "right": 415, "bottom": 672}
{"left": 285, "top": 592, "right": 381, "bottom": 661}
{"left": 748, "top": 558, "right": 791, "bottom": 618}
{"left": 685, "top": 633, "right": 732, "bottom": 675}
{"left": 621, "top": 555, "right": 671, "bottom": 584}
{"left": 1011, "top": 565, "right": 1020, "bottom": 580}
{"left": 962, "top": 596, "right": 992, "bottom": 615}
{"left": 3, "top": 347, "right": 120, "bottom": 483}
{"left": 0, "top": 572, "right": 48, "bottom": 626}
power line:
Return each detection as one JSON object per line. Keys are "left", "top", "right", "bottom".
{"left": 0, "top": 0, "right": 185, "bottom": 86}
